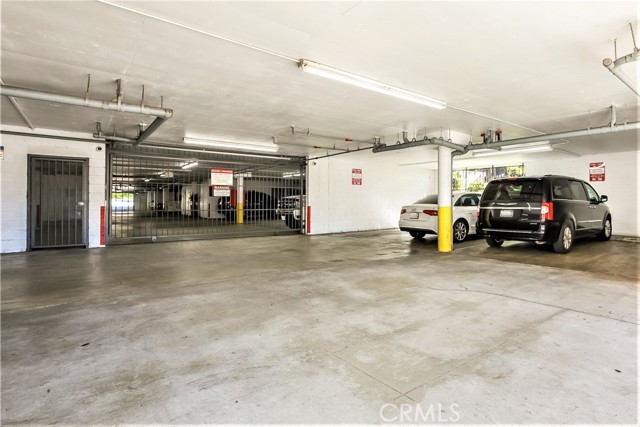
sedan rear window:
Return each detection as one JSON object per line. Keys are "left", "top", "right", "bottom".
{"left": 414, "top": 195, "right": 438, "bottom": 204}
{"left": 483, "top": 180, "right": 542, "bottom": 202}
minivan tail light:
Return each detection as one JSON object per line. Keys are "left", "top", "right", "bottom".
{"left": 541, "top": 202, "right": 553, "bottom": 221}
{"left": 401, "top": 208, "right": 407, "bottom": 214}
{"left": 423, "top": 209, "right": 438, "bottom": 216}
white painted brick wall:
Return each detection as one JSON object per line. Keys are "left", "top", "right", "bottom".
{"left": 525, "top": 150, "right": 639, "bottom": 237}
{"left": 0, "top": 133, "right": 106, "bottom": 253}
{"left": 307, "top": 155, "right": 436, "bottom": 234}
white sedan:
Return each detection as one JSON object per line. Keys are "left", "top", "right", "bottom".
{"left": 399, "top": 192, "right": 482, "bottom": 242}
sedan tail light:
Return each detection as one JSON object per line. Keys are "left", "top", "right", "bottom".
{"left": 423, "top": 209, "right": 438, "bottom": 216}
{"left": 541, "top": 202, "right": 553, "bottom": 221}
{"left": 476, "top": 202, "right": 481, "bottom": 217}
{"left": 401, "top": 208, "right": 407, "bottom": 214}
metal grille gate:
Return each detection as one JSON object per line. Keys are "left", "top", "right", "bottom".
{"left": 29, "top": 156, "right": 87, "bottom": 249}
{"left": 108, "top": 144, "right": 305, "bottom": 244}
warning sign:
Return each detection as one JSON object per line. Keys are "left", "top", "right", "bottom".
{"left": 589, "top": 162, "right": 605, "bottom": 182}
{"left": 211, "top": 168, "right": 233, "bottom": 186}
{"left": 213, "top": 185, "right": 231, "bottom": 197}
{"left": 352, "top": 168, "right": 362, "bottom": 185}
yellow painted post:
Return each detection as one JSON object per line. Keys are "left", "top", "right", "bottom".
{"left": 437, "top": 206, "right": 452, "bottom": 252}
{"left": 236, "top": 175, "right": 244, "bottom": 224}
{"left": 437, "top": 146, "right": 453, "bottom": 252}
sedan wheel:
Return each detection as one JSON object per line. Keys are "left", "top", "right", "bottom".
{"left": 453, "top": 220, "right": 468, "bottom": 243}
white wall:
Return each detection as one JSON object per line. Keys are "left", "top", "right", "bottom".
{"left": 525, "top": 150, "right": 639, "bottom": 237}
{"left": 307, "top": 155, "right": 436, "bottom": 234}
{"left": 0, "top": 133, "right": 106, "bottom": 252}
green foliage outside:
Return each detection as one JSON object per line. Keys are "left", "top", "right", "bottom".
{"left": 506, "top": 165, "right": 525, "bottom": 177}
{"left": 112, "top": 192, "right": 134, "bottom": 200}
{"left": 452, "top": 172, "right": 463, "bottom": 191}
{"left": 467, "top": 181, "right": 486, "bottom": 192}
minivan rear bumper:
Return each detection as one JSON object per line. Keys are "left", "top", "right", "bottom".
{"left": 479, "top": 222, "right": 560, "bottom": 242}
{"left": 479, "top": 227, "right": 545, "bottom": 241}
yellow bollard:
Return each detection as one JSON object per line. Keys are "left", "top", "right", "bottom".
{"left": 437, "top": 206, "right": 452, "bottom": 252}
{"left": 237, "top": 201, "right": 243, "bottom": 224}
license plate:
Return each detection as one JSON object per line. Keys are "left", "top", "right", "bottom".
{"left": 500, "top": 209, "right": 514, "bottom": 218}
{"left": 409, "top": 212, "right": 419, "bottom": 219}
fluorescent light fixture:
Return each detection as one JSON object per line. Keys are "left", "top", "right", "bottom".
{"left": 298, "top": 59, "right": 447, "bottom": 110}
{"left": 283, "top": 171, "right": 301, "bottom": 178}
{"left": 144, "top": 178, "right": 150, "bottom": 182}
{"left": 181, "top": 160, "right": 198, "bottom": 170}
{"left": 183, "top": 137, "right": 278, "bottom": 153}
{"left": 473, "top": 145, "right": 553, "bottom": 158}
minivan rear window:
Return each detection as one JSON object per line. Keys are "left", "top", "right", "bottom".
{"left": 483, "top": 180, "right": 543, "bottom": 202}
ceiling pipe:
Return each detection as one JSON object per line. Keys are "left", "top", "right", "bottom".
{"left": 603, "top": 23, "right": 640, "bottom": 97}
{"left": 273, "top": 136, "right": 349, "bottom": 152}
{"left": 290, "top": 125, "right": 375, "bottom": 145}
{"left": 464, "top": 120, "right": 640, "bottom": 153}
{"left": 603, "top": 50, "right": 640, "bottom": 97}
{"left": 94, "top": 132, "right": 137, "bottom": 143}
{"left": 135, "top": 116, "right": 169, "bottom": 145}
{"left": 1, "top": 83, "right": 173, "bottom": 145}
{"left": 372, "top": 109, "right": 640, "bottom": 157}
{"left": 0, "top": 78, "right": 36, "bottom": 129}
{"left": 372, "top": 131, "right": 466, "bottom": 154}
{"left": 0, "top": 84, "right": 173, "bottom": 118}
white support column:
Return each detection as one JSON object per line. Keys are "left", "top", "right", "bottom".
{"left": 236, "top": 175, "right": 244, "bottom": 224}
{"left": 437, "top": 146, "right": 453, "bottom": 252}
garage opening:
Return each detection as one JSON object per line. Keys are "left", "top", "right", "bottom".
{"left": 107, "top": 144, "right": 305, "bottom": 244}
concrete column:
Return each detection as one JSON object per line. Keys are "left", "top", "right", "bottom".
{"left": 236, "top": 175, "right": 244, "bottom": 224}
{"left": 437, "top": 146, "right": 453, "bottom": 252}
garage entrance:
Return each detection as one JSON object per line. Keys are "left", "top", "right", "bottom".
{"left": 108, "top": 144, "right": 305, "bottom": 244}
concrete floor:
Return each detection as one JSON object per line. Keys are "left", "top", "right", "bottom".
{"left": 1, "top": 230, "right": 638, "bottom": 424}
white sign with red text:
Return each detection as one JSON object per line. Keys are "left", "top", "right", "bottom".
{"left": 352, "top": 168, "right": 362, "bottom": 186}
{"left": 211, "top": 168, "right": 234, "bottom": 186}
{"left": 589, "top": 162, "right": 605, "bottom": 182}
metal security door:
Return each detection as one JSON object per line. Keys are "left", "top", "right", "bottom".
{"left": 29, "top": 157, "right": 87, "bottom": 249}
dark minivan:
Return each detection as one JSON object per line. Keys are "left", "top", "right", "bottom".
{"left": 477, "top": 175, "right": 611, "bottom": 253}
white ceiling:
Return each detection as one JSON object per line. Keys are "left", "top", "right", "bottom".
{"left": 1, "top": 1, "right": 639, "bottom": 164}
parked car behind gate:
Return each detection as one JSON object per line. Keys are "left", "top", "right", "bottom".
{"left": 277, "top": 195, "right": 304, "bottom": 229}
{"left": 477, "top": 175, "right": 611, "bottom": 253}
{"left": 217, "top": 190, "right": 276, "bottom": 221}
{"left": 399, "top": 192, "right": 481, "bottom": 242}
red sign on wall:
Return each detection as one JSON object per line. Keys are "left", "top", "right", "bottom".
{"left": 352, "top": 168, "right": 362, "bottom": 185}
{"left": 589, "top": 162, "right": 605, "bottom": 182}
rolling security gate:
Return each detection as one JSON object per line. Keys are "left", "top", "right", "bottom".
{"left": 108, "top": 144, "right": 305, "bottom": 244}
{"left": 29, "top": 156, "right": 88, "bottom": 249}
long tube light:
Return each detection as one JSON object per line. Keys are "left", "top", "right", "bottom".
{"left": 183, "top": 137, "right": 278, "bottom": 153}
{"left": 472, "top": 145, "right": 553, "bottom": 158}
{"left": 298, "top": 59, "right": 447, "bottom": 110}
{"left": 181, "top": 160, "right": 198, "bottom": 169}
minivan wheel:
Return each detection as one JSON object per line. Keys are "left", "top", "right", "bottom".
{"left": 486, "top": 236, "right": 504, "bottom": 247}
{"left": 598, "top": 216, "right": 612, "bottom": 241}
{"left": 552, "top": 220, "right": 574, "bottom": 254}
{"left": 409, "top": 231, "right": 427, "bottom": 239}
{"left": 453, "top": 220, "right": 468, "bottom": 242}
